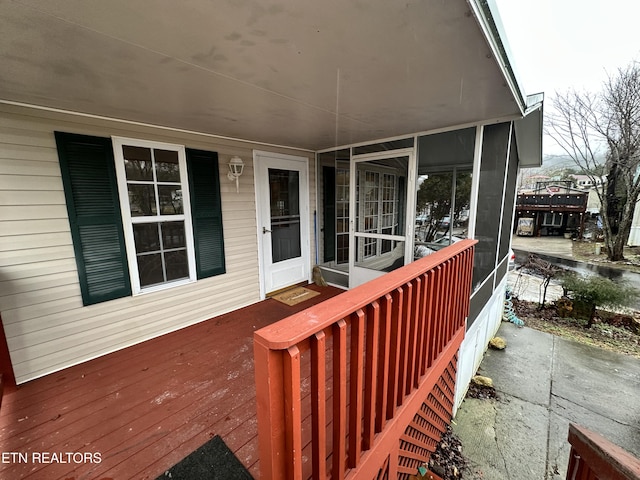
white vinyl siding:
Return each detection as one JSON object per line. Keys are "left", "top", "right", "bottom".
{"left": 0, "top": 103, "right": 315, "bottom": 384}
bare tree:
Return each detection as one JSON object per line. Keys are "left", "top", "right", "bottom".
{"left": 547, "top": 62, "right": 640, "bottom": 260}
{"left": 519, "top": 254, "right": 563, "bottom": 309}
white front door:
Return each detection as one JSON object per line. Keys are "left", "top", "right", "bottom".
{"left": 255, "top": 151, "right": 311, "bottom": 296}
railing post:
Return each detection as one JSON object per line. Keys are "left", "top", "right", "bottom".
{"left": 254, "top": 337, "right": 287, "bottom": 480}
{"left": 311, "top": 332, "right": 327, "bottom": 480}
{"left": 566, "top": 423, "right": 640, "bottom": 480}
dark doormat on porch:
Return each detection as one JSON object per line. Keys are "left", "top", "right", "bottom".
{"left": 156, "top": 435, "right": 253, "bottom": 480}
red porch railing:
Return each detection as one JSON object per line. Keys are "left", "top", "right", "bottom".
{"left": 254, "top": 239, "right": 476, "bottom": 479}
{"left": 566, "top": 423, "right": 640, "bottom": 480}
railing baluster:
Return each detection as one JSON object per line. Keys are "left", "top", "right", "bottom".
{"left": 363, "top": 301, "right": 380, "bottom": 450}
{"left": 348, "top": 309, "right": 365, "bottom": 468}
{"left": 463, "top": 249, "right": 473, "bottom": 328}
{"left": 408, "top": 276, "right": 421, "bottom": 389}
{"left": 441, "top": 260, "right": 449, "bottom": 345}
{"left": 284, "top": 346, "right": 303, "bottom": 480}
{"left": 417, "top": 273, "right": 429, "bottom": 378}
{"left": 443, "top": 260, "right": 453, "bottom": 346}
{"left": 424, "top": 271, "right": 435, "bottom": 370}
{"left": 332, "top": 320, "right": 347, "bottom": 480}
{"left": 387, "top": 287, "right": 404, "bottom": 416}
{"left": 400, "top": 282, "right": 413, "bottom": 398}
{"left": 454, "top": 255, "right": 464, "bottom": 330}
{"left": 376, "top": 294, "right": 393, "bottom": 433}
{"left": 433, "top": 266, "right": 443, "bottom": 363}
{"left": 311, "top": 331, "right": 327, "bottom": 480}
{"left": 450, "top": 257, "right": 460, "bottom": 333}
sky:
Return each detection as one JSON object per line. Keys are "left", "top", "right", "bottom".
{"left": 494, "top": 0, "right": 640, "bottom": 154}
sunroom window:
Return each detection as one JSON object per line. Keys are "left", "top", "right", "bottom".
{"left": 113, "top": 138, "right": 195, "bottom": 293}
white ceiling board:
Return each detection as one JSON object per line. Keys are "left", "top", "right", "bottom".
{"left": 0, "top": 0, "right": 523, "bottom": 150}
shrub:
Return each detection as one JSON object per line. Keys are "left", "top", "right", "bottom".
{"left": 560, "top": 273, "right": 639, "bottom": 327}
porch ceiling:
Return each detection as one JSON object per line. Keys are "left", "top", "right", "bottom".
{"left": 0, "top": 0, "right": 524, "bottom": 150}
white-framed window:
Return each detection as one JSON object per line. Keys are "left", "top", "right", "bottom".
{"left": 112, "top": 137, "right": 196, "bottom": 294}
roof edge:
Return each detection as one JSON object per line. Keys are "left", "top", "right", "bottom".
{"left": 468, "top": 0, "right": 527, "bottom": 114}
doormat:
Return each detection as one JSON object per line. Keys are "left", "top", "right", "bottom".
{"left": 271, "top": 286, "right": 320, "bottom": 306}
{"left": 156, "top": 435, "right": 252, "bottom": 480}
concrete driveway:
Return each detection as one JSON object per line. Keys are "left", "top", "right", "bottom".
{"left": 453, "top": 322, "right": 640, "bottom": 479}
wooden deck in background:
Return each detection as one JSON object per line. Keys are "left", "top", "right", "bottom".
{"left": 0, "top": 284, "right": 343, "bottom": 480}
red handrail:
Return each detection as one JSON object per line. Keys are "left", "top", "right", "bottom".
{"left": 254, "top": 239, "right": 476, "bottom": 480}
{"left": 566, "top": 423, "right": 640, "bottom": 480}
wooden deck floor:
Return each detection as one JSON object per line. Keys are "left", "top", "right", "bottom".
{"left": 0, "top": 284, "right": 343, "bottom": 480}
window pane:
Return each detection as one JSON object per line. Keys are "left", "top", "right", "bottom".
{"left": 353, "top": 138, "right": 414, "bottom": 155}
{"left": 133, "top": 223, "right": 160, "bottom": 253}
{"left": 128, "top": 184, "right": 157, "bottom": 216}
{"left": 337, "top": 234, "right": 349, "bottom": 263}
{"left": 337, "top": 203, "right": 347, "bottom": 217}
{"left": 155, "top": 149, "right": 180, "bottom": 182}
{"left": 158, "top": 185, "right": 183, "bottom": 214}
{"left": 269, "top": 169, "right": 302, "bottom": 263}
{"left": 137, "top": 253, "right": 164, "bottom": 287}
{"left": 418, "top": 128, "right": 475, "bottom": 171}
{"left": 123, "top": 146, "right": 153, "bottom": 181}
{"left": 415, "top": 172, "right": 453, "bottom": 242}
{"left": 472, "top": 123, "right": 510, "bottom": 289}
{"left": 269, "top": 169, "right": 300, "bottom": 216}
{"left": 165, "top": 250, "right": 189, "bottom": 281}
{"left": 162, "top": 222, "right": 186, "bottom": 249}
{"left": 355, "top": 237, "right": 405, "bottom": 272}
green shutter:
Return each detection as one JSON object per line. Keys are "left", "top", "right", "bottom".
{"left": 186, "top": 149, "right": 226, "bottom": 278}
{"left": 55, "top": 132, "right": 131, "bottom": 305}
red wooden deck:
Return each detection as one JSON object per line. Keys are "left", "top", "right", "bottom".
{"left": 0, "top": 284, "right": 343, "bottom": 480}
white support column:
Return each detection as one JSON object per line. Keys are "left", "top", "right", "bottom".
{"left": 468, "top": 126, "right": 484, "bottom": 240}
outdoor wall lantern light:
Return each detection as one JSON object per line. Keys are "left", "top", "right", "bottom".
{"left": 227, "top": 156, "right": 244, "bottom": 193}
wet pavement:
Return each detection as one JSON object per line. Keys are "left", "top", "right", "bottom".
{"left": 454, "top": 236, "right": 640, "bottom": 479}
{"left": 453, "top": 322, "right": 640, "bottom": 479}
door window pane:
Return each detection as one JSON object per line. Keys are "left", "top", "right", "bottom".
{"left": 355, "top": 238, "right": 406, "bottom": 272}
{"left": 269, "top": 169, "right": 302, "bottom": 263}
